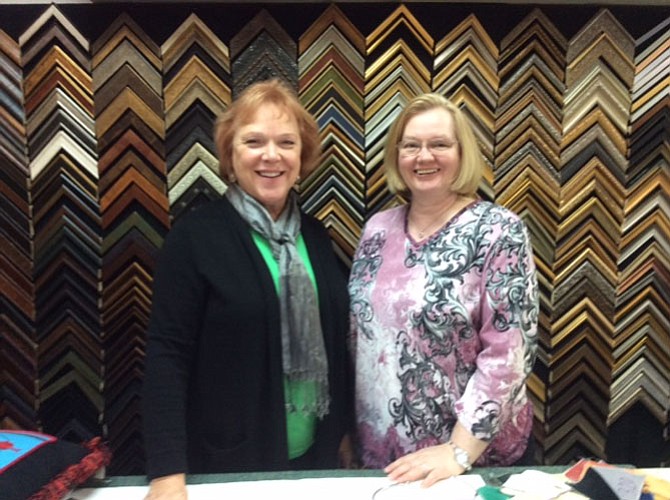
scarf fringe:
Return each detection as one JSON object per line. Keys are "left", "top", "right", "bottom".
{"left": 285, "top": 401, "right": 331, "bottom": 420}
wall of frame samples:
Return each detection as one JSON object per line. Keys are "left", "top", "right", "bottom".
{"left": 0, "top": 2, "right": 668, "bottom": 475}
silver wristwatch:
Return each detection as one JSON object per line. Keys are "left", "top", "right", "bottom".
{"left": 449, "top": 441, "right": 472, "bottom": 471}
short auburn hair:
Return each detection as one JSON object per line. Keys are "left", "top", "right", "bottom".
{"left": 214, "top": 78, "right": 321, "bottom": 181}
{"left": 383, "top": 93, "right": 484, "bottom": 197}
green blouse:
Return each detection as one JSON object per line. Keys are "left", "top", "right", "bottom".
{"left": 251, "top": 231, "right": 318, "bottom": 460}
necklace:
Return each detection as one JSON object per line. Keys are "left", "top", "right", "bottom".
{"left": 408, "top": 198, "right": 460, "bottom": 239}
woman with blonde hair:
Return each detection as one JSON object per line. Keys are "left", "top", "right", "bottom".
{"left": 349, "top": 92, "right": 538, "bottom": 487}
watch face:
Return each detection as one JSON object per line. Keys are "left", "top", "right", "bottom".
{"left": 451, "top": 444, "right": 471, "bottom": 470}
{"left": 455, "top": 449, "right": 467, "bottom": 463}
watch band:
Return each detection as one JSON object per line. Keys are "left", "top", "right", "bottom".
{"left": 449, "top": 441, "right": 472, "bottom": 471}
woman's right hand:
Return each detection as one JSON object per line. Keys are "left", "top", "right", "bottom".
{"left": 145, "top": 473, "right": 187, "bottom": 499}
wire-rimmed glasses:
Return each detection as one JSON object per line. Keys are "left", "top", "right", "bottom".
{"left": 397, "top": 138, "right": 458, "bottom": 158}
{"left": 371, "top": 481, "right": 409, "bottom": 500}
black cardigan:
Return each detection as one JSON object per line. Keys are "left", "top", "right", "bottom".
{"left": 142, "top": 198, "right": 352, "bottom": 479}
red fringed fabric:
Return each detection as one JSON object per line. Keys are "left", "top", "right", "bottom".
{"left": 29, "top": 437, "right": 111, "bottom": 500}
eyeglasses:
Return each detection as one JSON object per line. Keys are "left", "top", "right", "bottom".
{"left": 397, "top": 138, "right": 458, "bottom": 158}
{"left": 371, "top": 482, "right": 409, "bottom": 499}
{"left": 371, "top": 478, "right": 481, "bottom": 499}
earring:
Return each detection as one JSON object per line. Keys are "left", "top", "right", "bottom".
{"left": 228, "top": 173, "right": 236, "bottom": 183}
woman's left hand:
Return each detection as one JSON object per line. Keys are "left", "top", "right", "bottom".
{"left": 384, "top": 443, "right": 464, "bottom": 487}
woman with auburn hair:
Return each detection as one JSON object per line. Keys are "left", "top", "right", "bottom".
{"left": 143, "top": 78, "right": 353, "bottom": 499}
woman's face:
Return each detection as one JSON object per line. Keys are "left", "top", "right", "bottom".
{"left": 231, "top": 103, "right": 302, "bottom": 219}
{"left": 398, "top": 107, "right": 460, "bottom": 201}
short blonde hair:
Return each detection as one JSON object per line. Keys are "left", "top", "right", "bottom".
{"left": 214, "top": 78, "right": 321, "bottom": 180}
{"left": 383, "top": 93, "right": 483, "bottom": 197}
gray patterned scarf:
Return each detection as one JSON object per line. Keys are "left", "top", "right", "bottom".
{"left": 225, "top": 183, "right": 330, "bottom": 418}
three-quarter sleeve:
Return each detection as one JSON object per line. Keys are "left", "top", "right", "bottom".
{"left": 455, "top": 216, "right": 539, "bottom": 441}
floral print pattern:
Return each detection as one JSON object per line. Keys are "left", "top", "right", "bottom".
{"left": 349, "top": 201, "right": 539, "bottom": 468}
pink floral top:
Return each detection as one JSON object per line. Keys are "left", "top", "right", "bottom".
{"left": 348, "top": 201, "right": 539, "bottom": 468}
